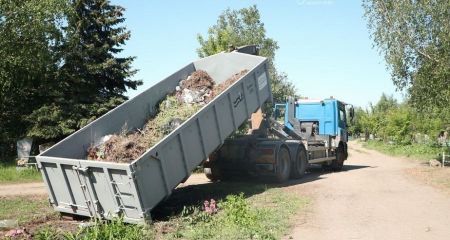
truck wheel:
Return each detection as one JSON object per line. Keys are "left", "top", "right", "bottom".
{"left": 331, "top": 144, "right": 345, "bottom": 171}
{"left": 291, "top": 146, "right": 307, "bottom": 179}
{"left": 204, "top": 166, "right": 222, "bottom": 182}
{"left": 274, "top": 146, "right": 291, "bottom": 183}
{"left": 204, "top": 151, "right": 223, "bottom": 182}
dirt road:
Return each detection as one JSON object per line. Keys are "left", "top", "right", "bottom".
{"left": 285, "top": 141, "right": 450, "bottom": 240}
{"left": 0, "top": 182, "right": 46, "bottom": 197}
{"left": 1, "top": 141, "right": 449, "bottom": 240}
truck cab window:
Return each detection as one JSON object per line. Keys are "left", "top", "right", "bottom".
{"left": 339, "top": 108, "right": 346, "bottom": 127}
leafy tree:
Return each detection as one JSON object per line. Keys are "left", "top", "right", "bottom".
{"left": 382, "top": 104, "right": 412, "bottom": 144}
{"left": 197, "top": 5, "right": 296, "bottom": 103}
{"left": 0, "top": 0, "right": 67, "bottom": 155}
{"left": 27, "top": 0, "right": 141, "bottom": 140}
{"left": 372, "top": 93, "right": 397, "bottom": 113}
{"left": 348, "top": 107, "right": 370, "bottom": 137}
{"left": 363, "top": 0, "right": 450, "bottom": 113}
{"left": 353, "top": 93, "right": 447, "bottom": 145}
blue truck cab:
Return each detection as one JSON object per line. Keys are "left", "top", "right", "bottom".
{"left": 274, "top": 97, "right": 353, "bottom": 163}
{"left": 277, "top": 98, "right": 350, "bottom": 142}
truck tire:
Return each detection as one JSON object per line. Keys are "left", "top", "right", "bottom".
{"left": 204, "top": 151, "right": 223, "bottom": 182}
{"left": 274, "top": 146, "right": 291, "bottom": 183}
{"left": 204, "top": 166, "right": 222, "bottom": 182}
{"left": 331, "top": 144, "right": 345, "bottom": 171}
{"left": 291, "top": 145, "right": 307, "bottom": 179}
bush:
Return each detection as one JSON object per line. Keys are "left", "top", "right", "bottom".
{"left": 363, "top": 140, "right": 442, "bottom": 161}
{"left": 34, "top": 218, "right": 154, "bottom": 240}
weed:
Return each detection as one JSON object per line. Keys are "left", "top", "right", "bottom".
{"left": 220, "top": 193, "right": 256, "bottom": 227}
{"left": 66, "top": 218, "right": 153, "bottom": 240}
{"left": 0, "top": 196, "right": 55, "bottom": 225}
{"left": 0, "top": 163, "right": 41, "bottom": 183}
{"left": 34, "top": 227, "right": 60, "bottom": 240}
{"left": 167, "top": 188, "right": 308, "bottom": 240}
{"left": 362, "top": 140, "right": 442, "bottom": 162}
{"left": 32, "top": 218, "right": 154, "bottom": 240}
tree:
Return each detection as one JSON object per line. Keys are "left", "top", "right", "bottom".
{"left": 363, "top": 0, "right": 450, "bottom": 113}
{"left": 197, "top": 5, "right": 296, "bottom": 104}
{"left": 26, "top": 0, "right": 141, "bottom": 140}
{"left": 0, "top": 0, "right": 67, "bottom": 155}
{"left": 352, "top": 93, "right": 445, "bottom": 144}
{"left": 372, "top": 93, "right": 397, "bottom": 114}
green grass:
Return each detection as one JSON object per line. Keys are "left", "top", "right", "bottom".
{"left": 30, "top": 182, "right": 308, "bottom": 240}
{"left": 362, "top": 140, "right": 444, "bottom": 162}
{"left": 34, "top": 218, "right": 155, "bottom": 240}
{"left": 0, "top": 163, "right": 42, "bottom": 183}
{"left": 0, "top": 195, "right": 56, "bottom": 225}
{"left": 165, "top": 189, "right": 308, "bottom": 240}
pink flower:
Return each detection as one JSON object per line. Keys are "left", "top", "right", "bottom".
{"left": 203, "top": 198, "right": 218, "bottom": 214}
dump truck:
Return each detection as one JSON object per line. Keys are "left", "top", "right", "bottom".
{"left": 36, "top": 45, "right": 353, "bottom": 224}
{"left": 36, "top": 46, "right": 271, "bottom": 223}
{"left": 203, "top": 97, "right": 354, "bottom": 182}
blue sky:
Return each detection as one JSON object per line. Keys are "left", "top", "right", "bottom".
{"left": 114, "top": 0, "right": 403, "bottom": 108}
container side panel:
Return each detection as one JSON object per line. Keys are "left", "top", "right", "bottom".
{"left": 180, "top": 123, "right": 205, "bottom": 169}
{"left": 108, "top": 169, "right": 142, "bottom": 219}
{"left": 41, "top": 162, "right": 90, "bottom": 215}
{"left": 253, "top": 66, "right": 270, "bottom": 103}
{"left": 194, "top": 52, "right": 266, "bottom": 84}
{"left": 198, "top": 109, "right": 221, "bottom": 155}
{"left": 215, "top": 96, "right": 234, "bottom": 142}
{"left": 229, "top": 84, "right": 248, "bottom": 125}
{"left": 43, "top": 163, "right": 71, "bottom": 207}
{"left": 85, "top": 167, "right": 117, "bottom": 218}
{"left": 40, "top": 162, "right": 61, "bottom": 204}
{"left": 134, "top": 157, "right": 167, "bottom": 213}
{"left": 61, "top": 164, "right": 92, "bottom": 214}
{"left": 243, "top": 75, "right": 259, "bottom": 113}
{"left": 158, "top": 137, "right": 187, "bottom": 188}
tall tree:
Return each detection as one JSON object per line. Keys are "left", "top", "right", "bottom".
{"left": 27, "top": 0, "right": 141, "bottom": 140}
{"left": 0, "top": 0, "right": 67, "bottom": 155}
{"left": 363, "top": 0, "right": 450, "bottom": 114}
{"left": 197, "top": 5, "right": 296, "bottom": 103}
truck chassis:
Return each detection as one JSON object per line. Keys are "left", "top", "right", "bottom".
{"left": 204, "top": 109, "right": 349, "bottom": 182}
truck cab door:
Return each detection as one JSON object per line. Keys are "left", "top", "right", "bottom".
{"left": 338, "top": 103, "right": 348, "bottom": 142}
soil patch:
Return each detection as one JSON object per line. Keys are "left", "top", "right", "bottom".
{"left": 180, "top": 70, "right": 214, "bottom": 91}
{"left": 405, "top": 166, "right": 450, "bottom": 193}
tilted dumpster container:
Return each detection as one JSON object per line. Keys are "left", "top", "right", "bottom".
{"left": 36, "top": 51, "right": 272, "bottom": 223}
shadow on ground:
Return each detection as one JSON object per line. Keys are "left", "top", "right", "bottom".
{"left": 151, "top": 164, "right": 370, "bottom": 220}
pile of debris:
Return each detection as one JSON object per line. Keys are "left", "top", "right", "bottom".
{"left": 176, "top": 70, "right": 214, "bottom": 104}
{"left": 87, "top": 69, "right": 248, "bottom": 163}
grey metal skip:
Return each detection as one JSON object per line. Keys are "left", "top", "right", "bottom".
{"left": 36, "top": 51, "right": 272, "bottom": 223}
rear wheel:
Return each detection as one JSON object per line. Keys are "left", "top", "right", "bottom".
{"left": 331, "top": 144, "right": 345, "bottom": 171}
{"left": 274, "top": 146, "right": 291, "bottom": 183}
{"left": 204, "top": 165, "right": 222, "bottom": 182}
{"left": 204, "top": 151, "right": 223, "bottom": 182}
{"left": 291, "top": 146, "right": 307, "bottom": 179}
